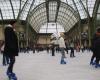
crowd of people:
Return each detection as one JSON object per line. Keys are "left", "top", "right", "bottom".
{"left": 0, "top": 21, "right": 100, "bottom": 79}
{"left": 0, "top": 20, "right": 18, "bottom": 80}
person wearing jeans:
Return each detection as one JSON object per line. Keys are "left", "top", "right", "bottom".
{"left": 58, "top": 33, "right": 66, "bottom": 64}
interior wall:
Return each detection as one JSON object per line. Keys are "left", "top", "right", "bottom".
{"left": 82, "top": 24, "right": 88, "bottom": 32}
{"left": 15, "top": 23, "right": 25, "bottom": 32}
{"left": 0, "top": 25, "right": 4, "bottom": 40}
{"left": 38, "top": 35, "right": 51, "bottom": 44}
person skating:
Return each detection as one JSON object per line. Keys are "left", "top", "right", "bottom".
{"left": 58, "top": 33, "right": 66, "bottom": 64}
{"left": 4, "top": 20, "right": 19, "bottom": 79}
{"left": 70, "top": 42, "right": 75, "bottom": 58}
{"left": 91, "top": 27, "right": 100, "bottom": 68}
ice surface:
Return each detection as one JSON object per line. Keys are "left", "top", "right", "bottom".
{"left": 0, "top": 50, "right": 100, "bottom": 80}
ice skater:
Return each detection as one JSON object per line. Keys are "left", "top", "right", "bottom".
{"left": 4, "top": 20, "right": 19, "bottom": 80}
{"left": 58, "top": 32, "right": 66, "bottom": 64}
{"left": 90, "top": 27, "right": 100, "bottom": 68}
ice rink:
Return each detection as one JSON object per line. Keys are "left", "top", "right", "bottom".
{"left": 0, "top": 50, "right": 100, "bottom": 80}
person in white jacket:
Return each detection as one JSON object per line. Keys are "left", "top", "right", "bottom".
{"left": 58, "top": 33, "right": 66, "bottom": 64}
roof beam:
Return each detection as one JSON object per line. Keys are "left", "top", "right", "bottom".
{"left": 26, "top": 0, "right": 35, "bottom": 21}
{"left": 80, "top": 0, "right": 90, "bottom": 18}
{"left": 45, "top": 0, "right": 49, "bottom": 22}
{"left": 55, "top": 0, "right": 60, "bottom": 22}
{"left": 9, "top": 0, "right": 15, "bottom": 19}
{"left": 17, "top": 0, "right": 28, "bottom": 20}
{"left": 72, "top": 0, "right": 81, "bottom": 19}
{"left": 92, "top": 0, "right": 100, "bottom": 18}
{"left": 0, "top": 8, "right": 4, "bottom": 25}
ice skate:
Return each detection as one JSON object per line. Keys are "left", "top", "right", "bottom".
{"left": 60, "top": 58, "right": 66, "bottom": 64}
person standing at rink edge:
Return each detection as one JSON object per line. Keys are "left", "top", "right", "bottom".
{"left": 4, "top": 20, "right": 19, "bottom": 79}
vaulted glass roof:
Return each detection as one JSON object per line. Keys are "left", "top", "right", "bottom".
{"left": 61, "top": 0, "right": 95, "bottom": 18}
{"left": 28, "top": 1, "right": 79, "bottom": 32}
{"left": 0, "top": 0, "right": 96, "bottom": 33}
{"left": 97, "top": 4, "right": 100, "bottom": 20}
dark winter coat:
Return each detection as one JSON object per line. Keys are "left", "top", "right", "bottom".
{"left": 92, "top": 33, "right": 100, "bottom": 57}
{"left": 4, "top": 25, "right": 19, "bottom": 57}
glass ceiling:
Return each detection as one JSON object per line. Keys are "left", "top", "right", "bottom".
{"left": 0, "top": 0, "right": 96, "bottom": 33}
{"left": 39, "top": 23, "right": 65, "bottom": 33}
{"left": 97, "top": 4, "right": 100, "bottom": 20}
{"left": 29, "top": 1, "right": 79, "bottom": 33}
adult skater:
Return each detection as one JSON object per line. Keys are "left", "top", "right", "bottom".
{"left": 70, "top": 42, "right": 75, "bottom": 58}
{"left": 90, "top": 34, "right": 96, "bottom": 65}
{"left": 58, "top": 32, "right": 66, "bottom": 64}
{"left": 4, "top": 20, "right": 18, "bottom": 79}
{"left": 92, "top": 27, "right": 100, "bottom": 68}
